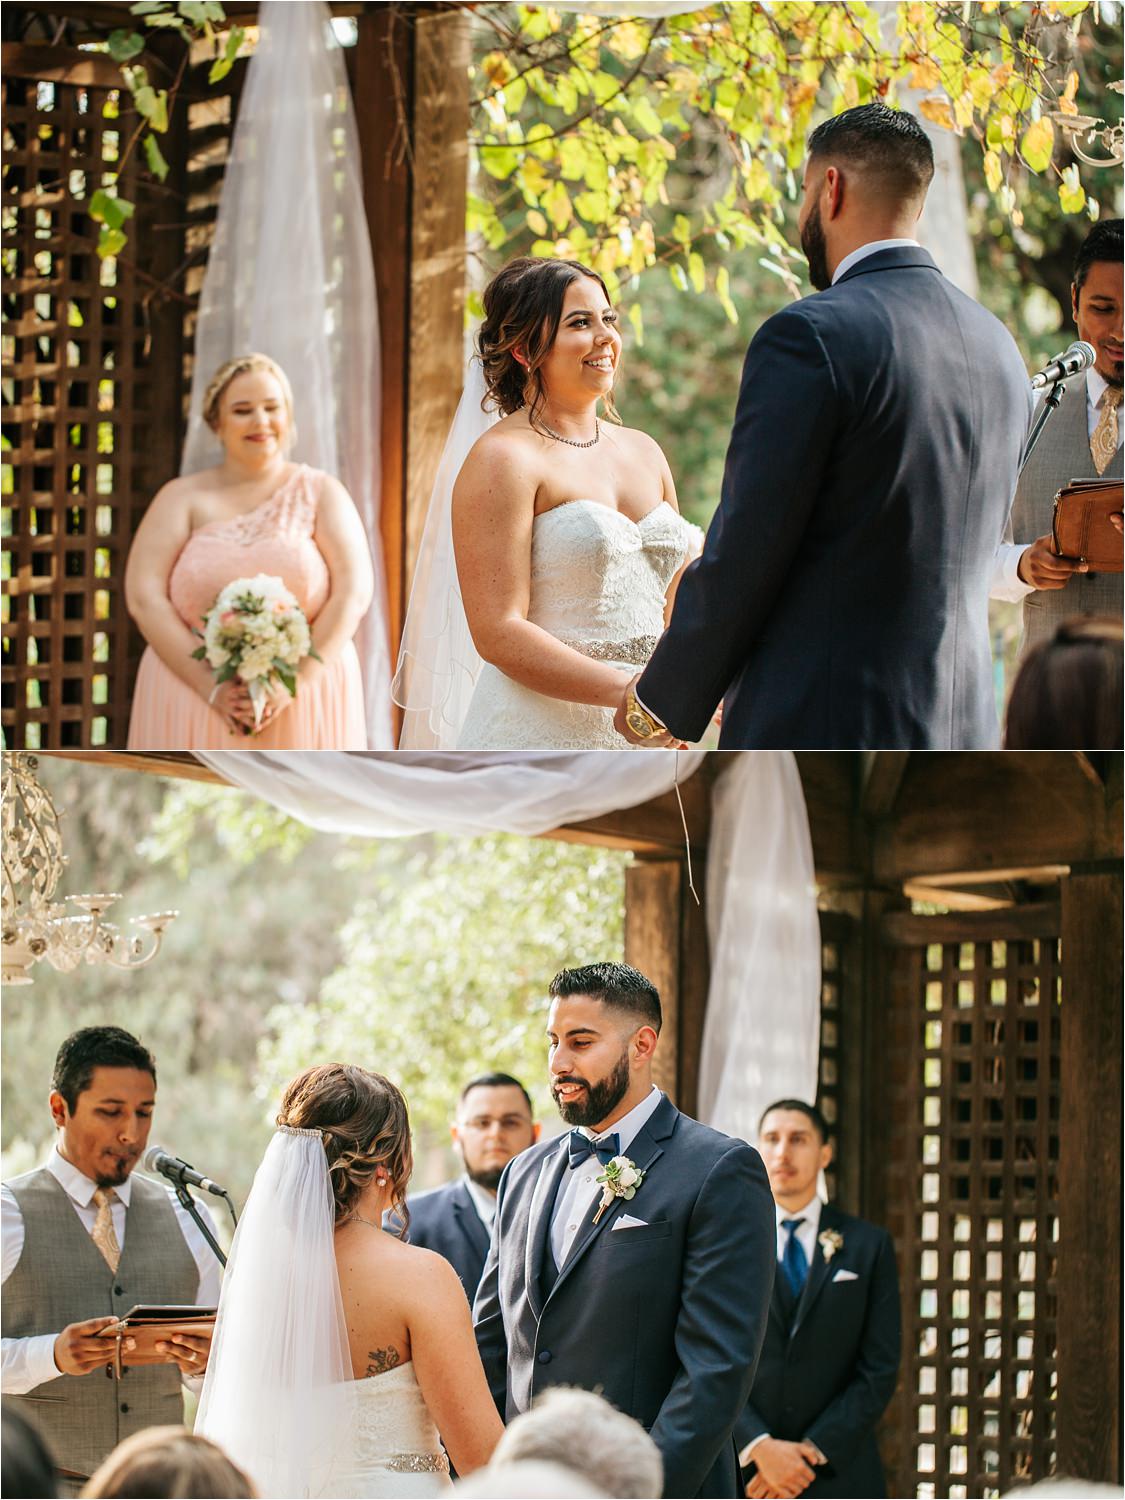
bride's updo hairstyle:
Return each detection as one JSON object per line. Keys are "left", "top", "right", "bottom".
{"left": 478, "top": 256, "right": 622, "bottom": 428}
{"left": 201, "top": 352, "right": 297, "bottom": 449}
{"left": 277, "top": 1063, "right": 412, "bottom": 1232}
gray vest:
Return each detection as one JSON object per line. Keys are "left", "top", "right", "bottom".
{"left": 1010, "top": 372, "right": 1123, "bottom": 654}
{"left": 3, "top": 1168, "right": 199, "bottom": 1488}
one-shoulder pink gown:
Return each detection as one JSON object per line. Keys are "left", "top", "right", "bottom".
{"left": 127, "top": 465, "right": 367, "bottom": 749}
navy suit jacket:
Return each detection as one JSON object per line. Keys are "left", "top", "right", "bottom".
{"left": 637, "top": 247, "right": 1034, "bottom": 749}
{"left": 736, "top": 1205, "right": 901, "bottom": 1499}
{"left": 473, "top": 1096, "right": 776, "bottom": 1499}
{"left": 383, "top": 1179, "right": 492, "bottom": 1300}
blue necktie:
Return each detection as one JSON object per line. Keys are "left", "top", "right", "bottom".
{"left": 781, "top": 1218, "right": 809, "bottom": 1298}
{"left": 567, "top": 1130, "right": 620, "bottom": 1169}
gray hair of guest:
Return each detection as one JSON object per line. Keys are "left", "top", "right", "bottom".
{"left": 490, "top": 1387, "right": 664, "bottom": 1499}
{"left": 453, "top": 1459, "right": 601, "bottom": 1498}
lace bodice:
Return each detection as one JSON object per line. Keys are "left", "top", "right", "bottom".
{"left": 168, "top": 465, "right": 329, "bottom": 631}
{"left": 328, "top": 1363, "right": 449, "bottom": 1496}
{"left": 528, "top": 499, "right": 697, "bottom": 661}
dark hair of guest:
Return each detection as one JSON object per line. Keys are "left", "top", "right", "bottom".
{"left": 1073, "top": 217, "right": 1124, "bottom": 299}
{"left": 460, "top": 1072, "right": 534, "bottom": 1115}
{"left": 758, "top": 1098, "right": 832, "bottom": 1145}
{"left": 52, "top": 1027, "right": 157, "bottom": 1113}
{"left": 1004, "top": 616, "right": 1123, "bottom": 750}
{"left": 548, "top": 961, "right": 662, "bottom": 1034}
{"left": 2, "top": 1407, "right": 58, "bottom": 1499}
{"left": 807, "top": 102, "right": 934, "bottom": 203}
{"left": 477, "top": 256, "right": 622, "bottom": 428}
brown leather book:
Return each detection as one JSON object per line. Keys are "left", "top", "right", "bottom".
{"left": 1052, "top": 478, "right": 1124, "bottom": 571}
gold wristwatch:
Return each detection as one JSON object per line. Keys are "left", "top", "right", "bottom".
{"left": 624, "top": 686, "right": 667, "bottom": 740}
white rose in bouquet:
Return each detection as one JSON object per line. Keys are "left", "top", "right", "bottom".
{"left": 192, "top": 573, "right": 321, "bottom": 732}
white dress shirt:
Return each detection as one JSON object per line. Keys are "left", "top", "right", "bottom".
{"left": 992, "top": 367, "right": 1123, "bottom": 601}
{"left": 548, "top": 1085, "right": 663, "bottom": 1268}
{"left": 2, "top": 1144, "right": 223, "bottom": 1395}
{"left": 462, "top": 1174, "right": 497, "bottom": 1230}
{"left": 830, "top": 237, "right": 921, "bottom": 284}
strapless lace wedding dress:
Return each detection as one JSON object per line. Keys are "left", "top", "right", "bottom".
{"left": 457, "top": 499, "right": 701, "bottom": 749}
{"left": 327, "top": 1363, "right": 450, "bottom": 1498}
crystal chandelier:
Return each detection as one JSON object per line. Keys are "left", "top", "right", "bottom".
{"left": 1, "top": 753, "right": 178, "bottom": 986}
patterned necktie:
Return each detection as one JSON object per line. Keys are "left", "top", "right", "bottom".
{"left": 91, "top": 1187, "right": 121, "bottom": 1273}
{"left": 781, "top": 1217, "right": 809, "bottom": 1299}
{"left": 567, "top": 1130, "right": 620, "bottom": 1169}
{"left": 1091, "top": 386, "right": 1123, "bottom": 476}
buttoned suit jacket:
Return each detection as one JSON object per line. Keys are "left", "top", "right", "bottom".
{"left": 1007, "top": 371, "right": 1122, "bottom": 656}
{"left": 636, "top": 246, "right": 1034, "bottom": 749}
{"left": 382, "top": 1179, "right": 491, "bottom": 1301}
{"left": 735, "top": 1204, "right": 901, "bottom": 1499}
{"left": 472, "top": 1095, "right": 776, "bottom": 1499}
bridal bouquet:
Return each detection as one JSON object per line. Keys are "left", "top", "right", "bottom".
{"left": 193, "top": 574, "right": 320, "bottom": 732}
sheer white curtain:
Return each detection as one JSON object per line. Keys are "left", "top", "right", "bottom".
{"left": 195, "top": 749, "right": 704, "bottom": 838}
{"left": 183, "top": 0, "right": 392, "bottom": 746}
{"left": 698, "top": 753, "right": 821, "bottom": 1146}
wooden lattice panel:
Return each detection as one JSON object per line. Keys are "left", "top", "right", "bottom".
{"left": 817, "top": 911, "right": 846, "bottom": 1203}
{"left": 886, "top": 913, "right": 1061, "bottom": 1498}
{"left": 2, "top": 75, "right": 145, "bottom": 748}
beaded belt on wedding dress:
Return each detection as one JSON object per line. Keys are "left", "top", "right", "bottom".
{"left": 561, "top": 634, "right": 659, "bottom": 666}
{"left": 384, "top": 1453, "right": 449, "bottom": 1473}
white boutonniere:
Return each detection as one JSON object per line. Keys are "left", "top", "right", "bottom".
{"left": 819, "top": 1228, "right": 844, "bottom": 1263}
{"left": 593, "top": 1155, "right": 645, "bottom": 1225}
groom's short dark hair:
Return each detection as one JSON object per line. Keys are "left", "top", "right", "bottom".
{"left": 807, "top": 102, "right": 934, "bottom": 203}
{"left": 549, "top": 962, "right": 662, "bottom": 1033}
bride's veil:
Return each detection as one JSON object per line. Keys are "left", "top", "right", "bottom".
{"left": 391, "top": 355, "right": 498, "bottom": 749}
{"left": 195, "top": 1126, "right": 357, "bottom": 1498}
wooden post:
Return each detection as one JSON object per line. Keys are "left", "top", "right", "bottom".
{"left": 1057, "top": 866, "right": 1123, "bottom": 1483}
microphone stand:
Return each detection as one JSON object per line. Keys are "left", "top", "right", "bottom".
{"left": 1020, "top": 376, "right": 1068, "bottom": 472}
{"left": 161, "top": 1163, "right": 238, "bottom": 1268}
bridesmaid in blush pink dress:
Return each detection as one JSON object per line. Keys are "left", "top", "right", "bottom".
{"left": 125, "top": 354, "right": 372, "bottom": 749}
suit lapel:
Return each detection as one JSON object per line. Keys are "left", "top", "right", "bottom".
{"left": 790, "top": 1204, "right": 841, "bottom": 1337}
{"left": 524, "top": 1141, "right": 570, "bottom": 1321}
{"left": 452, "top": 1181, "right": 491, "bottom": 1263}
{"left": 546, "top": 1099, "right": 675, "bottom": 1302}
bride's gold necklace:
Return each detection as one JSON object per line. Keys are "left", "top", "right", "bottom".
{"left": 344, "top": 1211, "right": 381, "bottom": 1230}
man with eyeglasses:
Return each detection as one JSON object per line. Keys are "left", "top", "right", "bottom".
{"left": 385, "top": 1072, "right": 540, "bottom": 1298}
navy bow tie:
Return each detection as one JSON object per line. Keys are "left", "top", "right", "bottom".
{"left": 567, "top": 1130, "right": 620, "bottom": 1169}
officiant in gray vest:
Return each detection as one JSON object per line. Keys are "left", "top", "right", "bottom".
{"left": 2, "top": 1028, "right": 222, "bottom": 1495}
{"left": 993, "top": 219, "right": 1123, "bottom": 654}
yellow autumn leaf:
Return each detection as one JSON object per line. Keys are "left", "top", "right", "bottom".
{"left": 909, "top": 58, "right": 941, "bottom": 92}
{"left": 954, "top": 90, "right": 974, "bottom": 128}
{"left": 984, "top": 149, "right": 1003, "bottom": 193}
{"left": 918, "top": 96, "right": 956, "bottom": 131}
{"left": 1020, "top": 116, "right": 1055, "bottom": 174}
{"left": 1058, "top": 70, "right": 1080, "bottom": 117}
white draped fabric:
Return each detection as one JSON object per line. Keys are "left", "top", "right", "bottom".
{"left": 698, "top": 754, "right": 821, "bottom": 1145}
{"left": 182, "top": 0, "right": 392, "bottom": 747}
{"left": 195, "top": 749, "right": 705, "bottom": 838}
{"left": 197, "top": 751, "right": 821, "bottom": 1147}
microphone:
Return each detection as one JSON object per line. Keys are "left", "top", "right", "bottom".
{"left": 143, "top": 1144, "right": 227, "bottom": 1197}
{"left": 1030, "top": 340, "right": 1096, "bottom": 390}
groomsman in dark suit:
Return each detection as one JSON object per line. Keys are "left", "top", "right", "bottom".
{"left": 474, "top": 962, "right": 776, "bottom": 1499}
{"left": 737, "top": 1101, "right": 901, "bottom": 1500}
{"left": 384, "top": 1072, "right": 538, "bottom": 1299}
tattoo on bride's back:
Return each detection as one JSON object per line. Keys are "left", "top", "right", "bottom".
{"left": 365, "top": 1346, "right": 402, "bottom": 1377}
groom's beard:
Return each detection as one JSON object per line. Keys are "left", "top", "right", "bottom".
{"left": 801, "top": 200, "right": 831, "bottom": 292}
{"left": 552, "top": 1049, "right": 630, "bottom": 1128}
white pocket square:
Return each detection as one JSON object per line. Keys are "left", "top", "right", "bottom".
{"left": 832, "top": 1268, "right": 858, "bottom": 1282}
{"left": 612, "top": 1214, "right": 649, "bottom": 1230}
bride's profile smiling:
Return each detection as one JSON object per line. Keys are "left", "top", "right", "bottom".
{"left": 451, "top": 255, "right": 702, "bottom": 749}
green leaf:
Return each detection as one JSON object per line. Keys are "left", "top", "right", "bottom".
{"left": 688, "top": 251, "right": 705, "bottom": 294}
{"left": 673, "top": 214, "right": 692, "bottom": 249}
{"left": 1058, "top": 164, "right": 1086, "bottom": 215}
{"left": 178, "top": 0, "right": 226, "bottom": 23}
{"left": 628, "top": 302, "right": 644, "bottom": 347}
{"left": 209, "top": 27, "right": 244, "bottom": 86}
{"left": 1019, "top": 116, "right": 1054, "bottom": 173}
{"left": 543, "top": 180, "right": 572, "bottom": 233}
{"left": 89, "top": 189, "right": 135, "bottom": 230}
{"left": 144, "top": 132, "right": 170, "bottom": 181}
{"left": 97, "top": 226, "right": 128, "bottom": 259}
{"left": 574, "top": 190, "right": 608, "bottom": 224}
{"left": 716, "top": 266, "right": 738, "bottom": 325}
{"left": 669, "top": 261, "right": 688, "bottom": 292}
{"left": 130, "top": 1, "right": 165, "bottom": 12}
{"left": 479, "top": 142, "right": 518, "bottom": 181}
{"left": 133, "top": 86, "right": 169, "bottom": 132}
{"left": 631, "top": 96, "right": 664, "bottom": 137}
{"left": 107, "top": 29, "right": 146, "bottom": 62}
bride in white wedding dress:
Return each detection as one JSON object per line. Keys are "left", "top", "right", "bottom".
{"left": 196, "top": 1064, "right": 502, "bottom": 1498}
{"left": 392, "top": 257, "right": 702, "bottom": 750}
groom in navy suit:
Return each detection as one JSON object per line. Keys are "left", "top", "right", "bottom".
{"left": 617, "top": 103, "right": 1033, "bottom": 750}
{"left": 473, "top": 962, "right": 776, "bottom": 1499}
{"left": 737, "top": 1101, "right": 900, "bottom": 1499}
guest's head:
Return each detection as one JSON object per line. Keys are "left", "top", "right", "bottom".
{"left": 758, "top": 1099, "right": 832, "bottom": 1211}
{"left": 454, "top": 1460, "right": 601, "bottom": 1498}
{"left": 453, "top": 1072, "right": 539, "bottom": 1193}
{"left": 547, "top": 962, "right": 661, "bottom": 1132}
{"left": 490, "top": 1388, "right": 663, "bottom": 1498}
{"left": 1004, "top": 616, "right": 1123, "bottom": 750}
{"left": 277, "top": 1062, "right": 413, "bottom": 1228}
{"left": 49, "top": 1027, "right": 157, "bottom": 1189}
{"left": 1071, "top": 218, "right": 1123, "bottom": 388}
{"left": 478, "top": 257, "right": 623, "bottom": 427}
{"left": 2, "top": 1407, "right": 58, "bottom": 1499}
{"left": 799, "top": 103, "right": 934, "bottom": 289}
{"left": 81, "top": 1427, "right": 256, "bottom": 1498}
{"left": 201, "top": 353, "right": 296, "bottom": 466}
